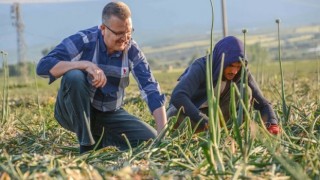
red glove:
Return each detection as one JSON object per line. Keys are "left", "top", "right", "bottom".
{"left": 267, "top": 124, "right": 280, "bottom": 135}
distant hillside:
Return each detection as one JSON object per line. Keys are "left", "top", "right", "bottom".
{"left": 1, "top": 0, "right": 319, "bottom": 65}
{"left": 142, "top": 25, "right": 320, "bottom": 69}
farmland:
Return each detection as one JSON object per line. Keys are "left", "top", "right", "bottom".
{"left": 0, "top": 51, "right": 319, "bottom": 179}
{"left": 142, "top": 25, "right": 320, "bottom": 70}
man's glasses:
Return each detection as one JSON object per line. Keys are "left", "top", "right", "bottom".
{"left": 103, "top": 23, "right": 134, "bottom": 38}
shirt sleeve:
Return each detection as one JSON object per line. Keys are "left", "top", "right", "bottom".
{"left": 248, "top": 72, "right": 278, "bottom": 124}
{"left": 129, "top": 41, "right": 166, "bottom": 113}
{"left": 170, "top": 58, "right": 206, "bottom": 123}
{"left": 36, "top": 32, "right": 85, "bottom": 84}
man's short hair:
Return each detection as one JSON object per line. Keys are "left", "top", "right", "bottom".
{"left": 102, "top": 1, "right": 131, "bottom": 25}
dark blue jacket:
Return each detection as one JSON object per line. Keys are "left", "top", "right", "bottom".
{"left": 170, "top": 36, "right": 278, "bottom": 125}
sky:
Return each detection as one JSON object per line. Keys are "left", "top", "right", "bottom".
{"left": 0, "top": 0, "right": 319, "bottom": 64}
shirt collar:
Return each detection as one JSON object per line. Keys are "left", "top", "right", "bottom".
{"left": 98, "top": 29, "right": 122, "bottom": 58}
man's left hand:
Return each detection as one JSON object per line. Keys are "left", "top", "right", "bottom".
{"left": 267, "top": 124, "right": 280, "bottom": 135}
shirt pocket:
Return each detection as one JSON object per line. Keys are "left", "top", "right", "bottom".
{"left": 99, "top": 64, "right": 119, "bottom": 77}
{"left": 119, "top": 76, "right": 129, "bottom": 88}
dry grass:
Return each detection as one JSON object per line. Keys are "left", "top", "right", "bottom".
{"left": 0, "top": 59, "right": 319, "bottom": 179}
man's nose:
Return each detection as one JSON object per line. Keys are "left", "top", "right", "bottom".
{"left": 231, "top": 68, "right": 238, "bottom": 74}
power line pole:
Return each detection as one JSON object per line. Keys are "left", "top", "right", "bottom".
{"left": 221, "top": 0, "right": 228, "bottom": 37}
{"left": 11, "top": 2, "right": 26, "bottom": 64}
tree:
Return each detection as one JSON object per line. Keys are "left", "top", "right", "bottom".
{"left": 41, "top": 46, "right": 55, "bottom": 56}
{"left": 247, "top": 43, "right": 269, "bottom": 63}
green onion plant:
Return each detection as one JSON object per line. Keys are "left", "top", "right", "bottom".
{"left": 275, "top": 19, "right": 289, "bottom": 121}
{"left": 1, "top": 50, "right": 9, "bottom": 125}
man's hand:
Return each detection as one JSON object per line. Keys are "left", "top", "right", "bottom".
{"left": 49, "top": 61, "right": 107, "bottom": 88}
{"left": 198, "top": 112, "right": 209, "bottom": 132}
{"left": 204, "top": 121, "right": 209, "bottom": 131}
{"left": 84, "top": 62, "right": 107, "bottom": 88}
{"left": 267, "top": 124, "right": 280, "bottom": 135}
{"left": 152, "top": 106, "right": 167, "bottom": 134}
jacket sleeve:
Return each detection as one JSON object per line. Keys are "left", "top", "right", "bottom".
{"left": 170, "top": 59, "right": 206, "bottom": 123}
{"left": 129, "top": 41, "right": 166, "bottom": 114}
{"left": 36, "top": 33, "right": 85, "bottom": 84}
{"left": 248, "top": 72, "right": 278, "bottom": 124}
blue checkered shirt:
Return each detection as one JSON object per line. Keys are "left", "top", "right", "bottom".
{"left": 37, "top": 26, "right": 165, "bottom": 113}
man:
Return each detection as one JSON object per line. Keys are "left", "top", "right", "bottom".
{"left": 167, "top": 36, "right": 280, "bottom": 135}
{"left": 37, "top": 1, "right": 167, "bottom": 153}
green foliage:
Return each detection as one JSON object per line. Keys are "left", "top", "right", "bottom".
{"left": 0, "top": 62, "right": 36, "bottom": 77}
{"left": 247, "top": 43, "right": 270, "bottom": 63}
{"left": 41, "top": 46, "right": 55, "bottom": 56}
{"left": 1, "top": 51, "right": 9, "bottom": 125}
{"left": 0, "top": 60, "right": 319, "bottom": 179}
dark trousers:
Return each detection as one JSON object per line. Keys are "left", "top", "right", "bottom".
{"left": 54, "top": 70, "right": 156, "bottom": 150}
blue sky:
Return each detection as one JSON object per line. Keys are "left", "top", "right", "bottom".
{"left": 0, "top": 0, "right": 319, "bottom": 63}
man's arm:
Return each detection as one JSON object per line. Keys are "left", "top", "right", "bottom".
{"left": 128, "top": 40, "right": 167, "bottom": 134}
{"left": 170, "top": 59, "right": 206, "bottom": 124}
{"left": 50, "top": 61, "right": 106, "bottom": 88}
{"left": 152, "top": 106, "right": 167, "bottom": 134}
{"left": 247, "top": 71, "right": 280, "bottom": 135}
{"left": 248, "top": 72, "right": 278, "bottom": 124}
{"left": 37, "top": 29, "right": 106, "bottom": 88}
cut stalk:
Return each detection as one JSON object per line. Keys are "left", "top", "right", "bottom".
{"left": 230, "top": 83, "right": 243, "bottom": 152}
{"left": 242, "top": 29, "right": 252, "bottom": 164}
{"left": 32, "top": 61, "right": 46, "bottom": 139}
{"left": 275, "top": 19, "right": 288, "bottom": 121}
{"left": 317, "top": 53, "right": 320, "bottom": 104}
{"left": 204, "top": 0, "right": 225, "bottom": 174}
{"left": 1, "top": 51, "right": 9, "bottom": 125}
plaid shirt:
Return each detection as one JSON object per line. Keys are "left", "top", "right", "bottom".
{"left": 37, "top": 26, "right": 165, "bottom": 113}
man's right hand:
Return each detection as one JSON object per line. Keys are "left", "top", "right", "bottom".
{"left": 84, "top": 62, "right": 107, "bottom": 88}
{"left": 50, "top": 61, "right": 107, "bottom": 88}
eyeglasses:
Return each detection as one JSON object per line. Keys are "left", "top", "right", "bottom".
{"left": 103, "top": 23, "right": 134, "bottom": 38}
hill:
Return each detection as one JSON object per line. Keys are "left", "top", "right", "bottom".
{"left": 1, "top": 0, "right": 319, "bottom": 64}
{"left": 142, "top": 24, "right": 320, "bottom": 69}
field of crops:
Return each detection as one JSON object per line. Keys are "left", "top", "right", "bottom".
{"left": 0, "top": 52, "right": 319, "bottom": 179}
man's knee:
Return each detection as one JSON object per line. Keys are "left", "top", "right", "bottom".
{"left": 62, "top": 69, "right": 87, "bottom": 88}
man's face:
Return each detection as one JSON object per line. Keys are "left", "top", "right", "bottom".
{"left": 100, "top": 15, "right": 133, "bottom": 54}
{"left": 223, "top": 61, "right": 242, "bottom": 80}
